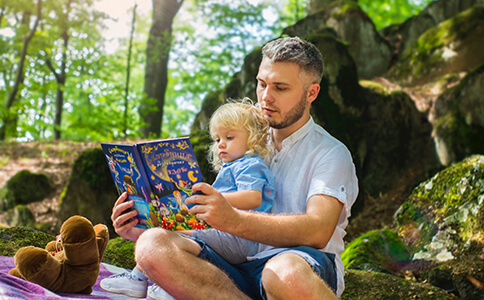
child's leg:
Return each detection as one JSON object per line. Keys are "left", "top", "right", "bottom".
{"left": 193, "top": 229, "right": 258, "bottom": 264}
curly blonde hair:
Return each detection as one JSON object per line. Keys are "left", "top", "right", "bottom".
{"left": 208, "top": 98, "right": 271, "bottom": 171}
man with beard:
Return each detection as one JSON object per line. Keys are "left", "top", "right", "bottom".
{"left": 111, "top": 37, "right": 358, "bottom": 300}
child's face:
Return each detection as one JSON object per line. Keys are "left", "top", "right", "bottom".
{"left": 213, "top": 127, "right": 249, "bottom": 164}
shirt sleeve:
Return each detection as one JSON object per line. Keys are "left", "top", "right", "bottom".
{"left": 308, "top": 145, "right": 359, "bottom": 219}
{"left": 233, "top": 158, "right": 271, "bottom": 192}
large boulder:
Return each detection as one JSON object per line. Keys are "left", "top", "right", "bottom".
{"left": 387, "top": 6, "right": 484, "bottom": 87}
{"left": 3, "top": 205, "right": 36, "bottom": 227}
{"left": 381, "top": 0, "right": 484, "bottom": 61}
{"left": 0, "top": 170, "right": 54, "bottom": 212}
{"left": 394, "top": 155, "right": 484, "bottom": 298}
{"left": 430, "top": 65, "right": 484, "bottom": 166}
{"left": 395, "top": 154, "right": 484, "bottom": 260}
{"left": 56, "top": 148, "right": 118, "bottom": 235}
{"left": 284, "top": 0, "right": 392, "bottom": 79}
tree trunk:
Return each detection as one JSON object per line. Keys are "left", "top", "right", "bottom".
{"left": 139, "top": 0, "right": 183, "bottom": 138}
{"left": 0, "top": 0, "right": 42, "bottom": 140}
{"left": 46, "top": 0, "right": 72, "bottom": 140}
{"left": 124, "top": 2, "right": 137, "bottom": 138}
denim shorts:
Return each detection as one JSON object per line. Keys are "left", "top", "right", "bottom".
{"left": 186, "top": 235, "right": 337, "bottom": 299}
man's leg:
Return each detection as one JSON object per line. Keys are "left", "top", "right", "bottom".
{"left": 261, "top": 253, "right": 338, "bottom": 300}
{"left": 135, "top": 228, "right": 250, "bottom": 300}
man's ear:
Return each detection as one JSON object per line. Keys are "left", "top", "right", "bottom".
{"left": 307, "top": 83, "right": 320, "bottom": 103}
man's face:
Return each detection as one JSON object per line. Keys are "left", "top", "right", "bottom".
{"left": 256, "top": 58, "right": 312, "bottom": 131}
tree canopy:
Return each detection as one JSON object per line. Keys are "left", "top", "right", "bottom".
{"left": 0, "top": 0, "right": 430, "bottom": 141}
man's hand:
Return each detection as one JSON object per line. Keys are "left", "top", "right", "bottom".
{"left": 111, "top": 192, "right": 145, "bottom": 241}
{"left": 186, "top": 183, "right": 241, "bottom": 231}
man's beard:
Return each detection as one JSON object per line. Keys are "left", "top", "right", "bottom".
{"left": 269, "top": 91, "right": 307, "bottom": 129}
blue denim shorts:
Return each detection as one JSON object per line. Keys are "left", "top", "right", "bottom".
{"left": 186, "top": 235, "right": 337, "bottom": 299}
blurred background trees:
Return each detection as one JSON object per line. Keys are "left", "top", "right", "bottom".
{"left": 0, "top": 0, "right": 432, "bottom": 141}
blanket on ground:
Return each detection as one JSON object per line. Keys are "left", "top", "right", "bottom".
{"left": 0, "top": 256, "right": 139, "bottom": 299}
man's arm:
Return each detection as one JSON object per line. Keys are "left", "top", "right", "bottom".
{"left": 187, "top": 183, "right": 343, "bottom": 249}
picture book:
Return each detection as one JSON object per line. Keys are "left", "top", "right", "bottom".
{"left": 100, "top": 137, "right": 210, "bottom": 230}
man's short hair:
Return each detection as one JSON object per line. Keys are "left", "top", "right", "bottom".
{"left": 261, "top": 37, "right": 324, "bottom": 84}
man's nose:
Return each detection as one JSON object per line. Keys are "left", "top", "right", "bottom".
{"left": 261, "top": 88, "right": 274, "bottom": 103}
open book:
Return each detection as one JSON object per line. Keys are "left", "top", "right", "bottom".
{"left": 101, "top": 137, "right": 210, "bottom": 230}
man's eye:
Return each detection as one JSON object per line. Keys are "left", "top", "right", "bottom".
{"left": 276, "top": 86, "right": 286, "bottom": 91}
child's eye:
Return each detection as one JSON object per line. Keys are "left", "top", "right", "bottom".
{"left": 227, "top": 136, "right": 234, "bottom": 140}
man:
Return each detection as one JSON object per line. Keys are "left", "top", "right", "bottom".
{"left": 111, "top": 37, "right": 358, "bottom": 299}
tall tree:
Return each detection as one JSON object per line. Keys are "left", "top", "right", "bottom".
{"left": 139, "top": 0, "right": 183, "bottom": 138}
{"left": 123, "top": 2, "right": 138, "bottom": 138}
{"left": 45, "top": 0, "right": 72, "bottom": 140}
{"left": 0, "top": 0, "right": 42, "bottom": 140}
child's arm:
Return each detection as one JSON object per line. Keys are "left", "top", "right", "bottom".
{"left": 223, "top": 190, "right": 262, "bottom": 210}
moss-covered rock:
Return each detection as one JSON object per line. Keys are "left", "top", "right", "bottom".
{"left": 423, "top": 254, "right": 484, "bottom": 300}
{"left": 381, "top": 0, "right": 484, "bottom": 61}
{"left": 431, "top": 65, "right": 484, "bottom": 166}
{"left": 3, "top": 205, "right": 36, "bottom": 227}
{"left": 190, "top": 129, "right": 217, "bottom": 184}
{"left": 395, "top": 155, "right": 484, "bottom": 258}
{"left": 284, "top": 0, "right": 392, "bottom": 79}
{"left": 0, "top": 170, "right": 54, "bottom": 212}
{"left": 342, "top": 269, "right": 458, "bottom": 299}
{"left": 342, "top": 229, "right": 411, "bottom": 274}
{"left": 57, "top": 148, "right": 118, "bottom": 235}
{"left": 388, "top": 6, "right": 484, "bottom": 86}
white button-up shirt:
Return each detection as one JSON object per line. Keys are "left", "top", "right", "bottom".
{"left": 253, "top": 117, "right": 358, "bottom": 296}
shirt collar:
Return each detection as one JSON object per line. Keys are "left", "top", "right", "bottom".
{"left": 270, "top": 117, "right": 314, "bottom": 150}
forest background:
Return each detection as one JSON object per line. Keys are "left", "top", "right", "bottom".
{"left": 0, "top": 0, "right": 432, "bottom": 142}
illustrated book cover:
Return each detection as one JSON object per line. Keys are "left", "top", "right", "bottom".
{"left": 100, "top": 137, "right": 210, "bottom": 230}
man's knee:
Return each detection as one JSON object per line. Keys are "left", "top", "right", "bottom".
{"left": 262, "top": 253, "right": 310, "bottom": 286}
{"left": 261, "top": 253, "right": 337, "bottom": 299}
{"left": 135, "top": 228, "right": 172, "bottom": 266}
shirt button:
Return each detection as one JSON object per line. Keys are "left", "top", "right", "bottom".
{"left": 274, "top": 159, "right": 278, "bottom": 163}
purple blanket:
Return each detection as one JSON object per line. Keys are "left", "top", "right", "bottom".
{"left": 0, "top": 256, "right": 137, "bottom": 299}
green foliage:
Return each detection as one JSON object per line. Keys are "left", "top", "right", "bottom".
{"left": 358, "top": 0, "right": 434, "bottom": 30}
{"left": 165, "top": 0, "right": 284, "bottom": 137}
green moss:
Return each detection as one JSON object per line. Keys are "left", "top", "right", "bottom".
{"left": 342, "top": 229, "right": 411, "bottom": 274}
{"left": 327, "top": 0, "right": 361, "bottom": 20}
{"left": 359, "top": 80, "right": 389, "bottom": 95}
{"left": 0, "top": 170, "right": 54, "bottom": 211}
{"left": 342, "top": 269, "right": 458, "bottom": 299}
{"left": 0, "top": 226, "right": 55, "bottom": 257}
{"left": 70, "top": 148, "right": 112, "bottom": 190}
{"left": 391, "top": 6, "right": 484, "bottom": 84}
{"left": 396, "top": 155, "right": 484, "bottom": 254}
{"left": 102, "top": 237, "right": 136, "bottom": 270}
